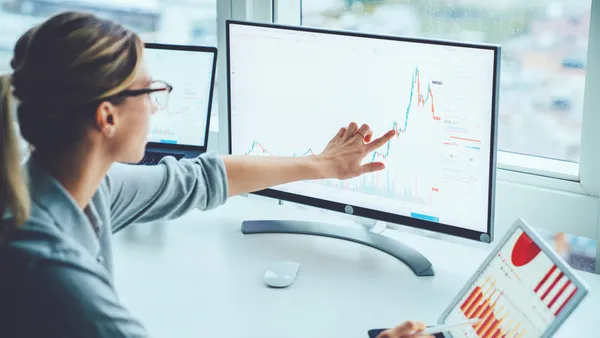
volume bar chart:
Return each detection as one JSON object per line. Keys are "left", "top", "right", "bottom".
{"left": 460, "top": 277, "right": 527, "bottom": 338}
{"left": 246, "top": 137, "right": 439, "bottom": 204}
{"left": 314, "top": 174, "right": 438, "bottom": 206}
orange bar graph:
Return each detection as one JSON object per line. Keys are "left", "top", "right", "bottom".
{"left": 460, "top": 278, "right": 525, "bottom": 338}
{"left": 485, "top": 308, "right": 509, "bottom": 338}
{"left": 478, "top": 306, "right": 504, "bottom": 336}
{"left": 507, "top": 321, "right": 520, "bottom": 337}
{"left": 477, "top": 310, "right": 497, "bottom": 335}
{"left": 473, "top": 292, "right": 499, "bottom": 334}
{"left": 473, "top": 294, "right": 499, "bottom": 332}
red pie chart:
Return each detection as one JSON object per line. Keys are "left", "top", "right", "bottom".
{"left": 511, "top": 232, "right": 541, "bottom": 267}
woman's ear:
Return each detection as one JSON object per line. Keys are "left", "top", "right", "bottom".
{"left": 95, "top": 101, "right": 117, "bottom": 138}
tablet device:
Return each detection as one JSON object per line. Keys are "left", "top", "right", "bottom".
{"left": 367, "top": 329, "right": 385, "bottom": 338}
{"left": 436, "top": 218, "right": 589, "bottom": 338}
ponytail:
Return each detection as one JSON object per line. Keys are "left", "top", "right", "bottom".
{"left": 0, "top": 74, "right": 30, "bottom": 230}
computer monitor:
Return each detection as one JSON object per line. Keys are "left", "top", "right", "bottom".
{"left": 143, "top": 43, "right": 216, "bottom": 158}
{"left": 226, "top": 20, "right": 500, "bottom": 277}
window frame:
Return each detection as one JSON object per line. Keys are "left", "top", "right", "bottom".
{"left": 221, "top": 0, "right": 600, "bottom": 273}
{"left": 255, "top": 0, "right": 600, "bottom": 188}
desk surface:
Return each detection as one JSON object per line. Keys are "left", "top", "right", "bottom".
{"left": 112, "top": 196, "right": 599, "bottom": 338}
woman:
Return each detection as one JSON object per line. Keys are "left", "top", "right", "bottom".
{"left": 0, "top": 12, "right": 431, "bottom": 338}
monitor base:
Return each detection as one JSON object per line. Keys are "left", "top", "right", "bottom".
{"left": 241, "top": 219, "right": 435, "bottom": 277}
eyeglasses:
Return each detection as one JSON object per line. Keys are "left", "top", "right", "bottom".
{"left": 111, "top": 80, "right": 173, "bottom": 110}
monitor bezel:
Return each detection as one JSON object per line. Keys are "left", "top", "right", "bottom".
{"left": 226, "top": 19, "right": 500, "bottom": 243}
{"left": 144, "top": 42, "right": 218, "bottom": 153}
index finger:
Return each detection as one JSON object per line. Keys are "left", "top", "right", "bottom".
{"left": 365, "top": 129, "right": 396, "bottom": 152}
{"left": 409, "top": 321, "right": 427, "bottom": 332}
{"left": 388, "top": 321, "right": 425, "bottom": 336}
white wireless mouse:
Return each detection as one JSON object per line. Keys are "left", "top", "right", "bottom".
{"left": 263, "top": 261, "right": 301, "bottom": 288}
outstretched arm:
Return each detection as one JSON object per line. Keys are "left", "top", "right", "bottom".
{"left": 106, "top": 151, "right": 228, "bottom": 232}
{"left": 223, "top": 122, "right": 395, "bottom": 196}
{"left": 106, "top": 122, "right": 394, "bottom": 232}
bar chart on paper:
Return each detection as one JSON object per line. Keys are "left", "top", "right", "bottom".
{"left": 445, "top": 228, "right": 579, "bottom": 338}
{"left": 459, "top": 277, "right": 530, "bottom": 338}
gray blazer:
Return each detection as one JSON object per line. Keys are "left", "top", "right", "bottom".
{"left": 0, "top": 152, "right": 229, "bottom": 337}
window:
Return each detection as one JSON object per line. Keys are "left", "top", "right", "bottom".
{"left": 0, "top": 0, "right": 220, "bottom": 131}
{"left": 301, "top": 0, "right": 592, "bottom": 166}
{"left": 536, "top": 228, "right": 597, "bottom": 273}
{"left": 266, "top": 0, "right": 599, "bottom": 273}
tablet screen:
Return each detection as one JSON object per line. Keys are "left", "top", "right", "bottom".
{"left": 444, "top": 227, "right": 581, "bottom": 337}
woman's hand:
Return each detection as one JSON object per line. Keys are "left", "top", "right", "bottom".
{"left": 319, "top": 122, "right": 396, "bottom": 180}
{"left": 221, "top": 121, "right": 395, "bottom": 196}
{"left": 376, "top": 321, "right": 434, "bottom": 338}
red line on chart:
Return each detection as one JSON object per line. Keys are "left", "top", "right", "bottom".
{"left": 555, "top": 288, "right": 577, "bottom": 316}
{"left": 535, "top": 265, "right": 557, "bottom": 292}
{"left": 450, "top": 136, "right": 481, "bottom": 143}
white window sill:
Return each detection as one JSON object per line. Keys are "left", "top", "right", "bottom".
{"left": 497, "top": 151, "right": 579, "bottom": 182}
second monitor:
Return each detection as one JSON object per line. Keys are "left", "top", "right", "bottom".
{"left": 227, "top": 21, "right": 500, "bottom": 276}
{"left": 140, "top": 43, "right": 217, "bottom": 165}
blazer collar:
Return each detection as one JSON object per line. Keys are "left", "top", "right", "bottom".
{"left": 25, "top": 157, "right": 101, "bottom": 256}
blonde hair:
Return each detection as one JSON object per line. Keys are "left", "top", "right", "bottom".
{"left": 0, "top": 11, "right": 144, "bottom": 230}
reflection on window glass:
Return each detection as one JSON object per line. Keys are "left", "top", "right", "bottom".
{"left": 302, "top": 0, "right": 591, "bottom": 163}
{"left": 0, "top": 0, "right": 219, "bottom": 130}
{"left": 536, "top": 228, "right": 597, "bottom": 273}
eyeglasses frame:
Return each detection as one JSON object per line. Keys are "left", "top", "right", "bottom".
{"left": 109, "top": 80, "right": 173, "bottom": 109}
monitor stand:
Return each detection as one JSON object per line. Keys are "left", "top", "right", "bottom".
{"left": 241, "top": 214, "right": 435, "bottom": 277}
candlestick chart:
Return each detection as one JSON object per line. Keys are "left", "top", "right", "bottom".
{"left": 244, "top": 66, "right": 447, "bottom": 206}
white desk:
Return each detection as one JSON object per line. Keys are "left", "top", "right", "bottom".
{"left": 113, "top": 196, "right": 599, "bottom": 338}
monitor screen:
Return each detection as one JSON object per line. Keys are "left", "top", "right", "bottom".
{"left": 227, "top": 21, "right": 499, "bottom": 240}
{"left": 144, "top": 44, "right": 216, "bottom": 147}
{"left": 444, "top": 228, "right": 581, "bottom": 337}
